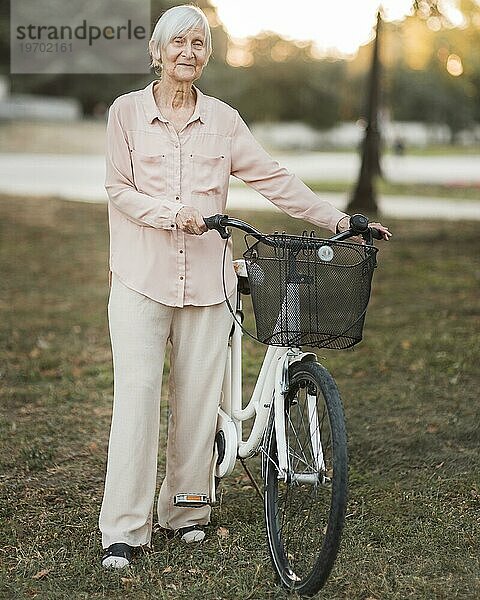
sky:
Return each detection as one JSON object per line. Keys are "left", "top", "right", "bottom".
{"left": 210, "top": 0, "right": 467, "bottom": 57}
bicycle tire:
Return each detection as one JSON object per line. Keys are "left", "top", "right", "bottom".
{"left": 263, "top": 361, "right": 348, "bottom": 596}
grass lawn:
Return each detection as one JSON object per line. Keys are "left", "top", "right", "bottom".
{"left": 305, "top": 180, "right": 480, "bottom": 201}
{"left": 0, "top": 195, "right": 479, "bottom": 599}
{"left": 394, "top": 145, "right": 480, "bottom": 156}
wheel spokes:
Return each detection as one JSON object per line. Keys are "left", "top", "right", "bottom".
{"left": 275, "top": 377, "right": 334, "bottom": 576}
{"left": 264, "top": 364, "right": 347, "bottom": 594}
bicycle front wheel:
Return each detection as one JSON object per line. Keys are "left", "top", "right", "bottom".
{"left": 263, "top": 361, "right": 348, "bottom": 596}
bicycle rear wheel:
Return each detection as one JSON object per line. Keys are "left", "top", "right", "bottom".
{"left": 263, "top": 361, "right": 348, "bottom": 596}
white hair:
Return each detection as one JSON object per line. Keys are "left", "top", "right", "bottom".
{"left": 149, "top": 4, "right": 212, "bottom": 74}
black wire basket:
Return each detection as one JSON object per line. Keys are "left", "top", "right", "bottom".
{"left": 243, "top": 234, "right": 378, "bottom": 349}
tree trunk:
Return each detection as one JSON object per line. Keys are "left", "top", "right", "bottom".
{"left": 347, "top": 11, "right": 383, "bottom": 215}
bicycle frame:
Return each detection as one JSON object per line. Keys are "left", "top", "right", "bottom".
{"left": 204, "top": 212, "right": 381, "bottom": 593}
{"left": 214, "top": 261, "right": 317, "bottom": 489}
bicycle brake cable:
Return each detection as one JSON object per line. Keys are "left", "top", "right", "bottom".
{"left": 221, "top": 236, "right": 260, "bottom": 343}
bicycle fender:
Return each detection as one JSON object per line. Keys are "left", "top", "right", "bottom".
{"left": 288, "top": 351, "right": 317, "bottom": 367}
{"left": 274, "top": 354, "right": 289, "bottom": 479}
{"left": 274, "top": 351, "right": 317, "bottom": 479}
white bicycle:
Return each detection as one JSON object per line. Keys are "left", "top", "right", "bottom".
{"left": 200, "top": 213, "right": 381, "bottom": 596}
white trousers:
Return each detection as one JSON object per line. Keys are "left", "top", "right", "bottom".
{"left": 99, "top": 273, "right": 233, "bottom": 548}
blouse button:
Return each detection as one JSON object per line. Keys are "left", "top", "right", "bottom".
{"left": 179, "top": 276, "right": 184, "bottom": 280}
{"left": 179, "top": 249, "right": 184, "bottom": 254}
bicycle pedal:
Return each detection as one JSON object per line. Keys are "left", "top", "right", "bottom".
{"left": 173, "top": 493, "right": 210, "bottom": 508}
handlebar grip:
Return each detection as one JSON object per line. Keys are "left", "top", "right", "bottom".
{"left": 203, "top": 215, "right": 217, "bottom": 230}
{"left": 204, "top": 214, "right": 231, "bottom": 239}
{"left": 369, "top": 227, "right": 383, "bottom": 240}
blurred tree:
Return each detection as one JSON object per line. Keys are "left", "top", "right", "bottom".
{"left": 2, "top": 0, "right": 162, "bottom": 114}
{"left": 1, "top": 0, "right": 229, "bottom": 115}
{"left": 347, "top": 0, "right": 480, "bottom": 214}
{"left": 347, "top": 11, "right": 383, "bottom": 215}
{"left": 389, "top": 0, "right": 480, "bottom": 141}
{"left": 0, "top": 0, "right": 8, "bottom": 76}
{"left": 220, "top": 34, "right": 344, "bottom": 129}
{"left": 1, "top": 0, "right": 479, "bottom": 135}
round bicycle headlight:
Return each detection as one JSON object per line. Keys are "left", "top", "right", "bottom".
{"left": 317, "top": 245, "right": 334, "bottom": 262}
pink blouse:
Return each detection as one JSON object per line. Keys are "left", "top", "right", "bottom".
{"left": 105, "top": 80, "right": 347, "bottom": 306}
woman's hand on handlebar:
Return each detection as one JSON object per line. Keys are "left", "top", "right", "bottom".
{"left": 175, "top": 206, "right": 208, "bottom": 235}
{"left": 369, "top": 222, "right": 392, "bottom": 241}
{"left": 336, "top": 215, "right": 392, "bottom": 242}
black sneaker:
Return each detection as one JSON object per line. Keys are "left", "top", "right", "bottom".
{"left": 101, "top": 543, "right": 134, "bottom": 569}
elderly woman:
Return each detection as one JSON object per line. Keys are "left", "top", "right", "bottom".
{"left": 99, "top": 4, "right": 390, "bottom": 568}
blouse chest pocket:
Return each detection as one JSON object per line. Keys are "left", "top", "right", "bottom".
{"left": 130, "top": 149, "right": 168, "bottom": 195}
{"left": 190, "top": 153, "right": 228, "bottom": 196}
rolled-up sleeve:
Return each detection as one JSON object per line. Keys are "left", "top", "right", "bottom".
{"left": 105, "top": 100, "right": 183, "bottom": 229}
{"left": 230, "top": 111, "right": 347, "bottom": 233}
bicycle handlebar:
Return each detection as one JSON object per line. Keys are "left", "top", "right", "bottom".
{"left": 203, "top": 213, "right": 383, "bottom": 244}
{"left": 204, "top": 214, "right": 263, "bottom": 239}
